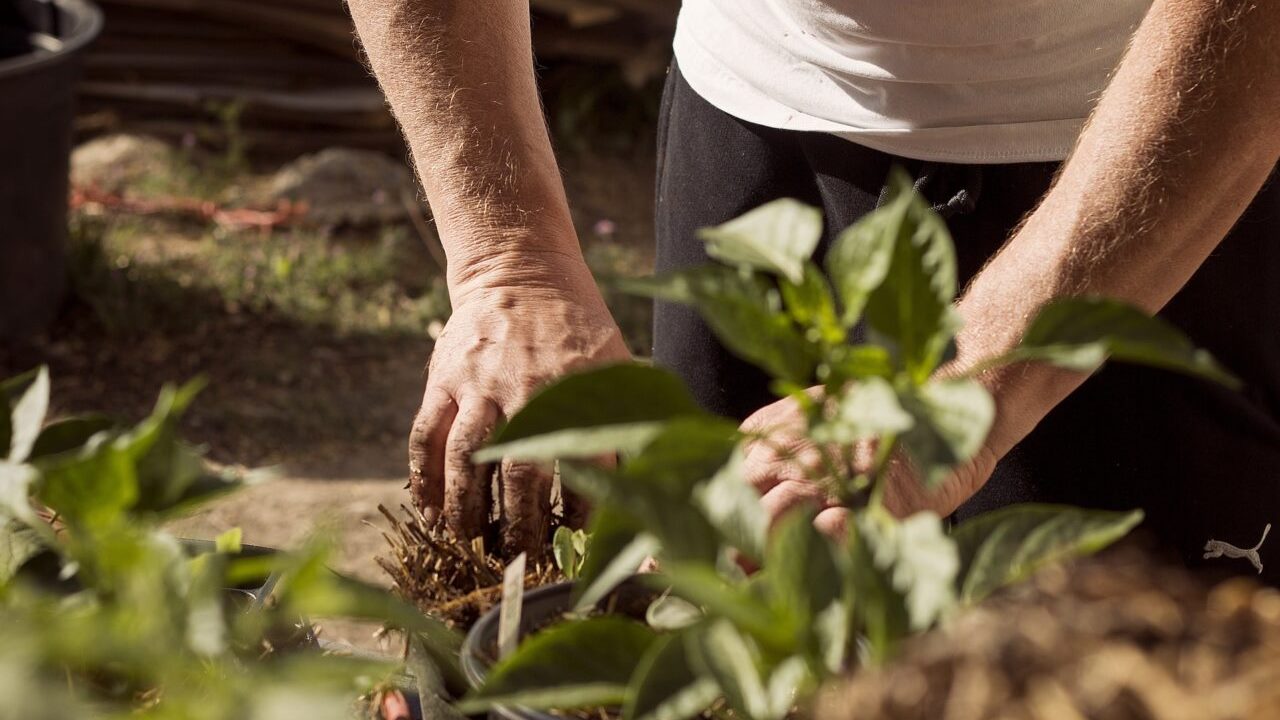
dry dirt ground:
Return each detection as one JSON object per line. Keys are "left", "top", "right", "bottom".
{"left": 2, "top": 138, "right": 656, "bottom": 650}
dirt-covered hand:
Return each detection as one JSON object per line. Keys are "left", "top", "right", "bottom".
{"left": 740, "top": 392, "right": 850, "bottom": 539}
{"left": 740, "top": 389, "right": 998, "bottom": 540}
{"left": 409, "top": 271, "right": 629, "bottom": 555}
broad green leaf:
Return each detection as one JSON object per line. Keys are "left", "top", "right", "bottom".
{"left": 478, "top": 422, "right": 668, "bottom": 464}
{"left": 215, "top": 527, "right": 243, "bottom": 554}
{"left": 863, "top": 171, "right": 959, "bottom": 382}
{"left": 858, "top": 512, "right": 957, "bottom": 631}
{"left": 999, "top": 298, "right": 1239, "bottom": 387}
{"left": 27, "top": 415, "right": 114, "bottom": 460}
{"left": 0, "top": 519, "right": 45, "bottom": 584}
{"left": 780, "top": 264, "right": 844, "bottom": 345}
{"left": 621, "top": 417, "right": 742, "bottom": 495}
{"left": 622, "top": 268, "right": 817, "bottom": 384}
{"left": 952, "top": 504, "right": 1143, "bottom": 604}
{"left": 646, "top": 593, "right": 703, "bottom": 631}
{"left": 826, "top": 196, "right": 903, "bottom": 327}
{"left": 698, "top": 199, "right": 822, "bottom": 284}
{"left": 845, "top": 518, "right": 908, "bottom": 665}
{"left": 486, "top": 364, "right": 704, "bottom": 454}
{"left": 898, "top": 378, "right": 994, "bottom": 488}
{"left": 691, "top": 448, "right": 767, "bottom": 562}
{"left": 650, "top": 564, "right": 788, "bottom": 652}
{"left": 561, "top": 462, "right": 719, "bottom": 565}
{"left": 766, "top": 656, "right": 813, "bottom": 720}
{"left": 625, "top": 631, "right": 720, "bottom": 720}
{"left": 823, "top": 344, "right": 895, "bottom": 385}
{"left": 0, "top": 461, "right": 40, "bottom": 527}
{"left": 36, "top": 436, "right": 139, "bottom": 528}
{"left": 574, "top": 533, "right": 658, "bottom": 612}
{"left": 689, "top": 620, "right": 770, "bottom": 720}
{"left": 573, "top": 505, "right": 646, "bottom": 608}
{"left": 553, "top": 526, "right": 580, "bottom": 579}
{"left": 6, "top": 367, "right": 49, "bottom": 462}
{"left": 763, "top": 509, "right": 841, "bottom": 644}
{"left": 272, "top": 536, "right": 465, "bottom": 690}
{"left": 459, "top": 617, "right": 658, "bottom": 713}
{"left": 811, "top": 377, "right": 914, "bottom": 445}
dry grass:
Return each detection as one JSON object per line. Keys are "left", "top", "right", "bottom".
{"left": 375, "top": 504, "right": 562, "bottom": 629}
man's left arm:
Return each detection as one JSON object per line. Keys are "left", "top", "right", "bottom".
{"left": 891, "top": 0, "right": 1280, "bottom": 515}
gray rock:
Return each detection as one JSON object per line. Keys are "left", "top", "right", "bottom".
{"left": 265, "top": 148, "right": 419, "bottom": 227}
{"left": 70, "top": 134, "right": 177, "bottom": 195}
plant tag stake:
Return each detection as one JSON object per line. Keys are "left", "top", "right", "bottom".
{"left": 498, "top": 552, "right": 526, "bottom": 660}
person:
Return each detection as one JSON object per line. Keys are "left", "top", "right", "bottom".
{"left": 345, "top": 0, "right": 1280, "bottom": 578}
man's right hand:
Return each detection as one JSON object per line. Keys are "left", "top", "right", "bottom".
{"left": 408, "top": 262, "right": 630, "bottom": 555}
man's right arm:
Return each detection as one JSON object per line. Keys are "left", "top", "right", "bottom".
{"left": 347, "top": 0, "right": 630, "bottom": 551}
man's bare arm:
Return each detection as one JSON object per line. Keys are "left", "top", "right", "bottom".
{"left": 347, "top": 0, "right": 629, "bottom": 550}
{"left": 898, "top": 0, "right": 1280, "bottom": 513}
{"left": 348, "top": 1, "right": 579, "bottom": 289}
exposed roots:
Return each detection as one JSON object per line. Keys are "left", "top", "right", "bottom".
{"left": 375, "top": 504, "right": 561, "bottom": 628}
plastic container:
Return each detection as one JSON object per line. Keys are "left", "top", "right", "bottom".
{"left": 460, "top": 578, "right": 658, "bottom": 720}
{"left": 0, "top": 0, "right": 102, "bottom": 340}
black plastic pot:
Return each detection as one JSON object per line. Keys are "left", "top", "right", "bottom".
{"left": 0, "top": 0, "right": 102, "bottom": 340}
{"left": 460, "top": 578, "right": 658, "bottom": 720}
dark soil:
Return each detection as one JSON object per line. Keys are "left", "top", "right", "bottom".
{"left": 817, "top": 539, "right": 1280, "bottom": 720}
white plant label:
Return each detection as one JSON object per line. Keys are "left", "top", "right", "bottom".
{"left": 498, "top": 552, "right": 526, "bottom": 659}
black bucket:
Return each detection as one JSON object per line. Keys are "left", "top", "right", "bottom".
{"left": 460, "top": 578, "right": 659, "bottom": 720}
{"left": 0, "top": 0, "right": 102, "bottom": 340}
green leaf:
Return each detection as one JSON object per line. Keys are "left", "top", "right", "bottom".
{"left": 561, "top": 462, "right": 720, "bottom": 566}
{"left": 36, "top": 436, "right": 139, "bottom": 528}
{"left": 6, "top": 367, "right": 49, "bottom": 462}
{"left": 0, "top": 461, "right": 40, "bottom": 527}
{"left": 553, "top": 526, "right": 580, "bottom": 579}
{"left": 460, "top": 617, "right": 658, "bottom": 713}
{"left": 698, "top": 199, "right": 822, "bottom": 284}
{"left": 483, "top": 364, "right": 705, "bottom": 461}
{"left": 862, "top": 170, "right": 959, "bottom": 382}
{"left": 0, "top": 519, "right": 45, "bottom": 584}
{"left": 646, "top": 593, "right": 704, "bottom": 632}
{"left": 215, "top": 527, "right": 243, "bottom": 554}
{"left": 272, "top": 536, "right": 465, "bottom": 691}
{"left": 573, "top": 505, "right": 648, "bottom": 609}
{"left": 621, "top": 417, "right": 742, "bottom": 495}
{"left": 625, "top": 631, "right": 720, "bottom": 720}
{"left": 691, "top": 448, "right": 768, "bottom": 562}
{"left": 951, "top": 504, "right": 1143, "bottom": 605}
{"left": 858, "top": 512, "right": 958, "bottom": 631}
{"left": 766, "top": 656, "right": 813, "bottom": 720}
{"left": 650, "top": 565, "right": 788, "bottom": 652}
{"left": 479, "top": 423, "right": 667, "bottom": 464}
{"left": 622, "top": 268, "right": 817, "bottom": 384}
{"left": 688, "top": 620, "right": 770, "bottom": 720}
{"left": 763, "top": 509, "right": 841, "bottom": 643}
{"left": 825, "top": 198, "right": 901, "bottom": 327}
{"left": 1000, "top": 298, "right": 1240, "bottom": 387}
{"left": 845, "top": 519, "right": 907, "bottom": 665}
{"left": 27, "top": 415, "right": 114, "bottom": 460}
{"left": 811, "top": 377, "right": 914, "bottom": 445}
{"left": 823, "top": 344, "right": 895, "bottom": 384}
{"left": 898, "top": 378, "right": 994, "bottom": 488}
{"left": 780, "top": 264, "right": 844, "bottom": 345}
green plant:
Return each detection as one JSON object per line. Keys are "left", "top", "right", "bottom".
{"left": 552, "top": 526, "right": 592, "bottom": 581}
{"left": 460, "top": 170, "right": 1235, "bottom": 720}
{"left": 0, "top": 368, "right": 464, "bottom": 720}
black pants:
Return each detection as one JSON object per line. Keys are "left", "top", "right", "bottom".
{"left": 652, "top": 63, "right": 1280, "bottom": 582}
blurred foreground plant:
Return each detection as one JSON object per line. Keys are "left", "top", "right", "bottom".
{"left": 0, "top": 369, "right": 464, "bottom": 720}
{"left": 461, "top": 170, "right": 1235, "bottom": 720}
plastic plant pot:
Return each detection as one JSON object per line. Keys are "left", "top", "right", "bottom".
{"left": 0, "top": 0, "right": 103, "bottom": 340}
{"left": 460, "top": 577, "right": 659, "bottom": 720}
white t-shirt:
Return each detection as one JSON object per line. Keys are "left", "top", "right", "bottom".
{"left": 672, "top": 0, "right": 1150, "bottom": 163}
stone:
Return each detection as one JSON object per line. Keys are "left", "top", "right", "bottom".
{"left": 264, "top": 148, "right": 418, "bottom": 227}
